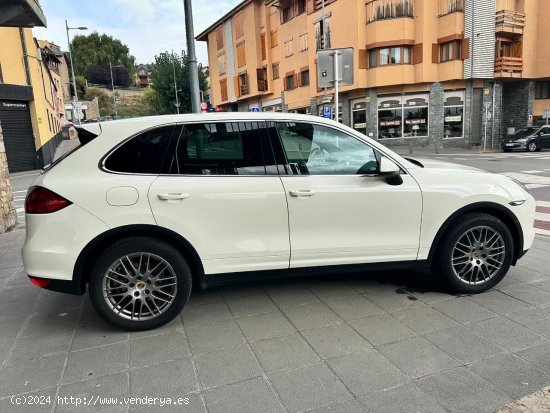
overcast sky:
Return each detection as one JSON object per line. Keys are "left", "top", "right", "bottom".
{"left": 34, "top": 0, "right": 241, "bottom": 66}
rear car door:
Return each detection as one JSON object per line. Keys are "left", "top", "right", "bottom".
{"left": 148, "top": 121, "right": 290, "bottom": 275}
{"left": 270, "top": 121, "right": 423, "bottom": 268}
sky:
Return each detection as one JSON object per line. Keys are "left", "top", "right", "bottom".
{"left": 33, "top": 0, "right": 242, "bottom": 66}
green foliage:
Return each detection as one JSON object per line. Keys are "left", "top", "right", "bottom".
{"left": 75, "top": 75, "right": 87, "bottom": 98}
{"left": 84, "top": 87, "right": 113, "bottom": 117}
{"left": 116, "top": 90, "right": 160, "bottom": 118}
{"left": 149, "top": 51, "right": 209, "bottom": 114}
{"left": 71, "top": 32, "right": 135, "bottom": 80}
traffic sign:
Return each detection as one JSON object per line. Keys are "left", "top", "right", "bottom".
{"left": 200, "top": 101, "right": 208, "bottom": 112}
{"left": 250, "top": 107, "right": 260, "bottom": 112}
{"left": 322, "top": 105, "right": 332, "bottom": 119}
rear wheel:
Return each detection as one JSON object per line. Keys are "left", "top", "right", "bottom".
{"left": 527, "top": 141, "right": 538, "bottom": 152}
{"left": 89, "top": 237, "right": 192, "bottom": 330}
{"left": 433, "top": 213, "right": 514, "bottom": 294}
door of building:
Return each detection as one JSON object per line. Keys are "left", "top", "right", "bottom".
{"left": 0, "top": 101, "right": 36, "bottom": 172}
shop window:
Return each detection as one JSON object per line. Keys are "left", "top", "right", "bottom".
{"left": 378, "top": 96, "right": 429, "bottom": 139}
{"left": 535, "top": 82, "right": 550, "bottom": 100}
{"left": 351, "top": 101, "right": 367, "bottom": 135}
{"left": 444, "top": 94, "right": 465, "bottom": 138}
{"left": 404, "top": 107, "right": 428, "bottom": 137}
{"left": 378, "top": 108, "right": 403, "bottom": 138}
{"left": 272, "top": 62, "right": 280, "bottom": 80}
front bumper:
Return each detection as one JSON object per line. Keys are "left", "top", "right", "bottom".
{"left": 501, "top": 142, "right": 527, "bottom": 150}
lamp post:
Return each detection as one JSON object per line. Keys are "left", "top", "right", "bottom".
{"left": 109, "top": 63, "right": 124, "bottom": 118}
{"left": 65, "top": 20, "right": 87, "bottom": 125}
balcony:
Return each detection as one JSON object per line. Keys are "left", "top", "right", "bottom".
{"left": 438, "top": 0, "right": 464, "bottom": 17}
{"left": 0, "top": 0, "right": 47, "bottom": 27}
{"left": 495, "top": 10, "right": 525, "bottom": 36}
{"left": 366, "top": 0, "right": 414, "bottom": 24}
{"left": 495, "top": 56, "right": 523, "bottom": 78}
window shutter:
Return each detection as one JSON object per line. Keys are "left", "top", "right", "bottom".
{"left": 432, "top": 43, "right": 439, "bottom": 63}
{"left": 307, "top": 0, "right": 315, "bottom": 14}
{"left": 412, "top": 43, "right": 423, "bottom": 64}
{"left": 358, "top": 49, "right": 368, "bottom": 69}
{"left": 234, "top": 76, "right": 240, "bottom": 98}
{"left": 283, "top": 75, "right": 288, "bottom": 91}
{"left": 261, "top": 33, "right": 267, "bottom": 60}
{"left": 511, "top": 41, "right": 522, "bottom": 58}
{"left": 461, "top": 38, "right": 470, "bottom": 59}
{"left": 294, "top": 73, "right": 298, "bottom": 89}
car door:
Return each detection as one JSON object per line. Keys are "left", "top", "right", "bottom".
{"left": 271, "top": 121, "right": 423, "bottom": 268}
{"left": 539, "top": 126, "right": 550, "bottom": 148}
{"left": 148, "top": 121, "right": 290, "bottom": 275}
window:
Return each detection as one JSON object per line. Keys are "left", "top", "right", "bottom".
{"left": 270, "top": 30, "right": 278, "bottom": 47}
{"left": 536, "top": 82, "right": 550, "bottom": 100}
{"left": 380, "top": 48, "right": 390, "bottom": 65}
{"left": 218, "top": 53, "right": 226, "bottom": 75}
{"left": 390, "top": 47, "right": 401, "bottom": 64}
{"left": 257, "top": 68, "right": 268, "bottom": 92}
{"left": 440, "top": 41, "right": 461, "bottom": 62}
{"left": 168, "top": 122, "right": 267, "bottom": 175}
{"left": 378, "top": 96, "right": 429, "bottom": 139}
{"left": 369, "top": 51, "right": 377, "bottom": 68}
{"left": 285, "top": 73, "right": 296, "bottom": 90}
{"left": 220, "top": 79, "right": 228, "bottom": 101}
{"left": 261, "top": 33, "right": 267, "bottom": 60}
{"left": 369, "top": 46, "right": 412, "bottom": 68}
{"left": 282, "top": 5, "right": 293, "bottom": 23}
{"left": 285, "top": 38, "right": 293, "bottom": 57}
{"left": 403, "top": 47, "right": 411, "bottom": 64}
{"left": 276, "top": 122, "right": 378, "bottom": 176}
{"left": 238, "top": 72, "right": 249, "bottom": 96}
{"left": 315, "top": 16, "right": 331, "bottom": 51}
{"left": 272, "top": 63, "right": 280, "bottom": 80}
{"left": 237, "top": 42, "right": 246, "bottom": 67}
{"left": 215, "top": 27, "right": 224, "bottom": 50}
{"left": 234, "top": 13, "right": 244, "bottom": 38}
{"left": 297, "top": 0, "right": 307, "bottom": 14}
{"left": 300, "top": 69, "right": 310, "bottom": 87}
{"left": 444, "top": 106, "right": 464, "bottom": 137}
{"left": 299, "top": 32, "right": 308, "bottom": 52}
{"left": 104, "top": 126, "right": 175, "bottom": 174}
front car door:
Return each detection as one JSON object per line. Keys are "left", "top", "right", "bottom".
{"left": 149, "top": 121, "right": 290, "bottom": 275}
{"left": 539, "top": 126, "right": 550, "bottom": 148}
{"left": 271, "top": 121, "right": 423, "bottom": 268}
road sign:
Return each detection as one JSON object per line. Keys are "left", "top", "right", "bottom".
{"left": 250, "top": 107, "right": 260, "bottom": 112}
{"left": 317, "top": 48, "right": 354, "bottom": 88}
{"left": 322, "top": 105, "right": 332, "bottom": 119}
{"left": 200, "top": 101, "right": 208, "bottom": 112}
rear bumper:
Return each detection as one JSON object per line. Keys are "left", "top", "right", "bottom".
{"left": 28, "top": 275, "right": 85, "bottom": 295}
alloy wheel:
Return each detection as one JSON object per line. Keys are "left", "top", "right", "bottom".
{"left": 528, "top": 142, "right": 537, "bottom": 152}
{"left": 102, "top": 253, "right": 178, "bottom": 321}
{"left": 450, "top": 226, "right": 506, "bottom": 285}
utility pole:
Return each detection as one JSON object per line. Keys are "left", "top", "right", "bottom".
{"left": 172, "top": 51, "right": 180, "bottom": 114}
{"left": 109, "top": 62, "right": 117, "bottom": 118}
{"left": 184, "top": 0, "right": 201, "bottom": 113}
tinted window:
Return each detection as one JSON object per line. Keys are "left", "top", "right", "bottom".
{"left": 513, "top": 127, "right": 537, "bottom": 138}
{"left": 276, "top": 122, "right": 378, "bottom": 175}
{"left": 104, "top": 126, "right": 175, "bottom": 174}
{"left": 167, "top": 122, "right": 267, "bottom": 175}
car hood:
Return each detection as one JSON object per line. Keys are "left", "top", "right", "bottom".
{"left": 407, "top": 158, "right": 487, "bottom": 173}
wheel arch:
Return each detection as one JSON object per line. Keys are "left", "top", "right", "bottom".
{"left": 73, "top": 224, "right": 205, "bottom": 294}
{"left": 427, "top": 202, "right": 524, "bottom": 266}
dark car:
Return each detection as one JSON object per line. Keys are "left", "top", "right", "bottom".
{"left": 501, "top": 126, "right": 550, "bottom": 152}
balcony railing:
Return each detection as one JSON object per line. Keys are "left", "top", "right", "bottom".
{"left": 438, "top": 0, "right": 464, "bottom": 17}
{"left": 257, "top": 79, "right": 268, "bottom": 92}
{"left": 495, "top": 56, "right": 523, "bottom": 76}
{"left": 239, "top": 84, "right": 249, "bottom": 96}
{"left": 495, "top": 9, "right": 525, "bottom": 35}
{"left": 366, "top": 0, "right": 414, "bottom": 24}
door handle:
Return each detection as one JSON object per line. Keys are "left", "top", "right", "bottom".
{"left": 289, "top": 190, "right": 316, "bottom": 197}
{"left": 158, "top": 193, "right": 190, "bottom": 201}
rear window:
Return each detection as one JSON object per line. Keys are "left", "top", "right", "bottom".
{"left": 104, "top": 126, "right": 175, "bottom": 174}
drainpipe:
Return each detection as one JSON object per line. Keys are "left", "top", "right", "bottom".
{"left": 19, "top": 28, "right": 32, "bottom": 86}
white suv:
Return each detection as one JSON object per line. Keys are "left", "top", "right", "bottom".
{"left": 22, "top": 113, "right": 535, "bottom": 330}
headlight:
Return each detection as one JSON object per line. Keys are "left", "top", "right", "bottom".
{"left": 509, "top": 177, "right": 529, "bottom": 192}
{"left": 515, "top": 138, "right": 528, "bottom": 142}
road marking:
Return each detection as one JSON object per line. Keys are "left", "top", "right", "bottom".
{"left": 526, "top": 184, "right": 550, "bottom": 189}
{"left": 16, "top": 208, "right": 24, "bottom": 213}
{"left": 13, "top": 190, "right": 27, "bottom": 194}
{"left": 520, "top": 170, "right": 544, "bottom": 174}
{"left": 535, "top": 202, "right": 550, "bottom": 237}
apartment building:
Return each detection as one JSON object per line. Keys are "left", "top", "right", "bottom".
{"left": 197, "top": 0, "right": 550, "bottom": 148}
{"left": 0, "top": 27, "right": 64, "bottom": 172}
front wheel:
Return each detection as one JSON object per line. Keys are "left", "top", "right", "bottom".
{"left": 89, "top": 237, "right": 192, "bottom": 330}
{"left": 433, "top": 213, "right": 514, "bottom": 294}
{"left": 527, "top": 141, "right": 538, "bottom": 152}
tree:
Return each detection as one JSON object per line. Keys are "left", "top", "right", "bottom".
{"left": 88, "top": 64, "right": 130, "bottom": 87}
{"left": 75, "top": 75, "right": 87, "bottom": 98}
{"left": 148, "top": 51, "right": 208, "bottom": 114}
{"left": 71, "top": 32, "right": 135, "bottom": 80}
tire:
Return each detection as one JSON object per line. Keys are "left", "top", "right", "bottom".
{"left": 433, "top": 213, "right": 514, "bottom": 294}
{"left": 527, "top": 141, "right": 538, "bottom": 152}
{"left": 89, "top": 237, "right": 192, "bottom": 330}
{"left": 503, "top": 149, "right": 512, "bottom": 153}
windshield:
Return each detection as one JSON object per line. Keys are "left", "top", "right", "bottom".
{"left": 513, "top": 127, "right": 537, "bottom": 138}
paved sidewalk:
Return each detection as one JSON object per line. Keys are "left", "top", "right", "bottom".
{"left": 1, "top": 227, "right": 549, "bottom": 413}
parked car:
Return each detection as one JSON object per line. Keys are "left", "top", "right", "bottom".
{"left": 22, "top": 113, "right": 536, "bottom": 330}
{"left": 501, "top": 126, "right": 550, "bottom": 152}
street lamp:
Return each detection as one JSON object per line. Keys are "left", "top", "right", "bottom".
{"left": 65, "top": 20, "right": 87, "bottom": 125}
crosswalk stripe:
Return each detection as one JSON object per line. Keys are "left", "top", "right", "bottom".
{"left": 535, "top": 202, "right": 550, "bottom": 237}
{"left": 520, "top": 170, "right": 544, "bottom": 174}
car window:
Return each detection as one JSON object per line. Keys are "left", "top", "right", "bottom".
{"left": 541, "top": 127, "right": 550, "bottom": 135}
{"left": 104, "top": 125, "right": 175, "bottom": 174}
{"left": 275, "top": 122, "right": 378, "bottom": 175}
{"left": 167, "top": 122, "right": 267, "bottom": 175}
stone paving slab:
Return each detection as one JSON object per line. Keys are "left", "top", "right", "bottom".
{"left": 0, "top": 226, "right": 549, "bottom": 412}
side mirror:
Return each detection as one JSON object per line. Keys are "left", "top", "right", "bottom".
{"left": 379, "top": 157, "right": 403, "bottom": 186}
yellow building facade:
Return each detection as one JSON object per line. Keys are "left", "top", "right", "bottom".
{"left": 198, "top": 0, "right": 550, "bottom": 148}
{"left": 0, "top": 27, "right": 63, "bottom": 172}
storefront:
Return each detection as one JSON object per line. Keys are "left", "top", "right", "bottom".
{"left": 0, "top": 100, "right": 37, "bottom": 172}
{"left": 443, "top": 91, "right": 465, "bottom": 139}
{"left": 351, "top": 100, "right": 367, "bottom": 135}
{"left": 377, "top": 94, "right": 429, "bottom": 139}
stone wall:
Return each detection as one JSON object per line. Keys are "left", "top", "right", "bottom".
{"left": 0, "top": 121, "right": 18, "bottom": 233}
{"left": 502, "top": 80, "right": 535, "bottom": 137}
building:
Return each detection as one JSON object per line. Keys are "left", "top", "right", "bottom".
{"left": 135, "top": 64, "right": 150, "bottom": 88}
{"left": 197, "top": 0, "right": 550, "bottom": 149}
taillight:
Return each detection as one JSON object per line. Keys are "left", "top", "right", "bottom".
{"left": 28, "top": 276, "right": 51, "bottom": 288}
{"left": 25, "top": 186, "right": 72, "bottom": 214}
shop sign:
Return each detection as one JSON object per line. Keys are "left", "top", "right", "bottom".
{"left": 405, "top": 119, "right": 426, "bottom": 125}
{"left": 445, "top": 115, "right": 462, "bottom": 122}
{"left": 354, "top": 123, "right": 367, "bottom": 129}
{"left": 380, "top": 120, "right": 401, "bottom": 126}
